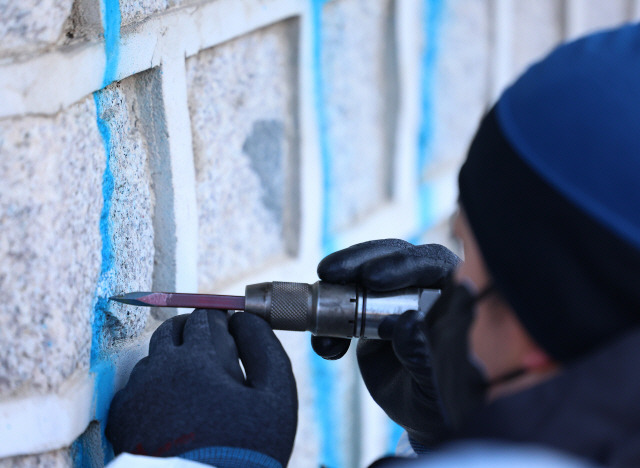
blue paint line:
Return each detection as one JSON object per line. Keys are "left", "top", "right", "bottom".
{"left": 84, "top": 4, "right": 121, "bottom": 459}
{"left": 311, "top": 0, "right": 335, "bottom": 257}
{"left": 411, "top": 0, "right": 444, "bottom": 244}
{"left": 416, "top": 0, "right": 444, "bottom": 178}
{"left": 386, "top": 422, "right": 405, "bottom": 455}
{"left": 309, "top": 354, "right": 340, "bottom": 468}
{"left": 309, "top": 1, "right": 341, "bottom": 467}
{"left": 92, "top": 91, "right": 116, "bottom": 363}
{"left": 101, "top": 0, "right": 121, "bottom": 87}
{"left": 417, "top": 182, "right": 436, "bottom": 233}
{"left": 396, "top": 0, "right": 445, "bottom": 455}
{"left": 71, "top": 90, "right": 118, "bottom": 468}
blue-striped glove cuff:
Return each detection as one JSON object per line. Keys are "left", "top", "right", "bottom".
{"left": 178, "top": 446, "right": 282, "bottom": 468}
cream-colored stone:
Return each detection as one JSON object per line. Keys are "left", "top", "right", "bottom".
{"left": 0, "top": 96, "right": 103, "bottom": 397}
{"left": 187, "top": 20, "right": 300, "bottom": 291}
{"left": 321, "top": 0, "right": 396, "bottom": 232}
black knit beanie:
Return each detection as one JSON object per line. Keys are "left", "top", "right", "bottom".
{"left": 458, "top": 24, "right": 640, "bottom": 363}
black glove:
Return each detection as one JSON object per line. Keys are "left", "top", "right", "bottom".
{"left": 107, "top": 309, "right": 298, "bottom": 467}
{"left": 312, "top": 239, "right": 460, "bottom": 447}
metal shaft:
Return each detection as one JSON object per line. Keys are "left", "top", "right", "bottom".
{"left": 244, "top": 281, "right": 440, "bottom": 339}
{"left": 111, "top": 281, "right": 441, "bottom": 340}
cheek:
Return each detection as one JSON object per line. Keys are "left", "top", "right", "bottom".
{"left": 468, "top": 304, "right": 519, "bottom": 380}
{"left": 468, "top": 308, "right": 491, "bottom": 376}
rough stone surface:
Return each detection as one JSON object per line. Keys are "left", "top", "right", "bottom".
{"left": 93, "top": 75, "right": 156, "bottom": 347}
{"left": 322, "top": 0, "right": 397, "bottom": 233}
{"left": 427, "top": 0, "right": 490, "bottom": 174}
{"left": 0, "top": 0, "right": 74, "bottom": 57}
{"left": 187, "top": 20, "right": 299, "bottom": 291}
{"left": 0, "top": 96, "right": 103, "bottom": 397}
{"left": 512, "top": 0, "right": 564, "bottom": 78}
{"left": 119, "top": 0, "right": 168, "bottom": 27}
{"left": 0, "top": 71, "right": 157, "bottom": 398}
{"left": 0, "top": 448, "right": 72, "bottom": 468}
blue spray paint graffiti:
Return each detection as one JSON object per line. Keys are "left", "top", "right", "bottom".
{"left": 72, "top": 1, "right": 121, "bottom": 466}
{"left": 312, "top": 0, "right": 336, "bottom": 256}
{"left": 416, "top": 0, "right": 444, "bottom": 232}
{"left": 403, "top": 0, "right": 445, "bottom": 451}
{"left": 386, "top": 422, "right": 405, "bottom": 456}
{"left": 72, "top": 90, "right": 118, "bottom": 468}
{"left": 310, "top": 1, "right": 342, "bottom": 467}
{"left": 101, "top": 0, "right": 121, "bottom": 87}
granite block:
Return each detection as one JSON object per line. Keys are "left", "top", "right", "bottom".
{"left": 186, "top": 19, "right": 300, "bottom": 291}
{"left": 321, "top": 0, "right": 397, "bottom": 232}
{"left": 427, "top": 0, "right": 490, "bottom": 173}
{"left": 0, "top": 0, "right": 74, "bottom": 57}
{"left": 119, "top": 0, "right": 168, "bottom": 27}
{"left": 0, "top": 69, "right": 159, "bottom": 397}
{"left": 0, "top": 96, "right": 103, "bottom": 397}
{"left": 92, "top": 74, "right": 156, "bottom": 347}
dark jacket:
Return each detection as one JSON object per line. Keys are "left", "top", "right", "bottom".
{"left": 375, "top": 328, "right": 640, "bottom": 467}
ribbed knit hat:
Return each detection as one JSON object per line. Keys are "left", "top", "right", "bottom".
{"left": 458, "top": 23, "right": 640, "bottom": 362}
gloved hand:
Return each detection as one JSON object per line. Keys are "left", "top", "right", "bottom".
{"left": 107, "top": 309, "right": 297, "bottom": 468}
{"left": 312, "top": 239, "right": 460, "bottom": 448}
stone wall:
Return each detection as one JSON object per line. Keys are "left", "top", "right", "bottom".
{"left": 1, "top": 0, "right": 638, "bottom": 466}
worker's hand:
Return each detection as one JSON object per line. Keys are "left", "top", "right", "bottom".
{"left": 311, "top": 239, "right": 460, "bottom": 448}
{"left": 106, "top": 309, "right": 297, "bottom": 467}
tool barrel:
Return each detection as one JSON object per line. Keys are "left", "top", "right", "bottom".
{"left": 245, "top": 281, "right": 313, "bottom": 331}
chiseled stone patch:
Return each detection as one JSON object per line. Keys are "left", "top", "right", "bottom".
{"left": 322, "top": 0, "right": 396, "bottom": 232}
{"left": 92, "top": 76, "right": 156, "bottom": 347}
{"left": 0, "top": 96, "right": 103, "bottom": 397}
{"left": 187, "top": 20, "right": 299, "bottom": 291}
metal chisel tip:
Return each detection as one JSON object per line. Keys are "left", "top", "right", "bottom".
{"left": 109, "top": 292, "right": 246, "bottom": 310}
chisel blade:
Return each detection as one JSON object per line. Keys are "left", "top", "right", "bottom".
{"left": 109, "top": 292, "right": 246, "bottom": 310}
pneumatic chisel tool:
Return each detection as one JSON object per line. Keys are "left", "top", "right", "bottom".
{"left": 110, "top": 281, "right": 440, "bottom": 339}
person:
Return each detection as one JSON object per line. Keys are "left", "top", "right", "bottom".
{"left": 106, "top": 22, "right": 640, "bottom": 467}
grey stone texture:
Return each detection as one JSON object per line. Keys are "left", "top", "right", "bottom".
{"left": 66, "top": 0, "right": 203, "bottom": 44}
{"left": 512, "top": 0, "right": 564, "bottom": 77}
{"left": 428, "top": 0, "right": 490, "bottom": 174}
{"left": 321, "top": 0, "right": 397, "bottom": 233}
{"left": 187, "top": 19, "right": 300, "bottom": 291}
{"left": 0, "top": 448, "right": 71, "bottom": 468}
{"left": 0, "top": 0, "right": 74, "bottom": 57}
{"left": 0, "top": 96, "right": 103, "bottom": 397}
{"left": 133, "top": 69, "right": 177, "bottom": 322}
{"left": 93, "top": 74, "right": 156, "bottom": 346}
{"left": 0, "top": 70, "right": 158, "bottom": 397}
{"left": 119, "top": 0, "right": 168, "bottom": 28}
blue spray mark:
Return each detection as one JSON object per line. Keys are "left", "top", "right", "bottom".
{"left": 310, "top": 1, "right": 342, "bottom": 467}
{"left": 416, "top": 0, "right": 444, "bottom": 232}
{"left": 386, "top": 422, "right": 405, "bottom": 455}
{"left": 101, "top": 0, "right": 121, "bottom": 87}
{"left": 69, "top": 0, "right": 121, "bottom": 443}
{"left": 73, "top": 0, "right": 121, "bottom": 459}
{"left": 311, "top": 0, "right": 335, "bottom": 256}
{"left": 394, "top": 0, "right": 445, "bottom": 455}
{"left": 72, "top": 90, "right": 120, "bottom": 468}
